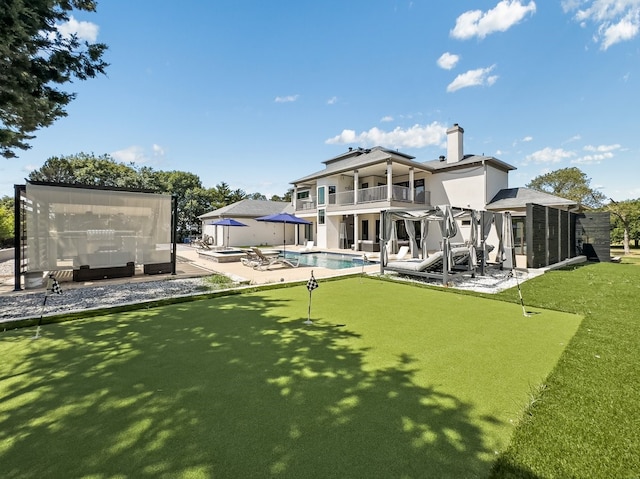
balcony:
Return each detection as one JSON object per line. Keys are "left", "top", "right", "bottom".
{"left": 296, "top": 186, "right": 430, "bottom": 212}
{"left": 296, "top": 197, "right": 317, "bottom": 210}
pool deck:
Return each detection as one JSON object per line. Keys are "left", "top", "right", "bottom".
{"left": 0, "top": 244, "right": 381, "bottom": 295}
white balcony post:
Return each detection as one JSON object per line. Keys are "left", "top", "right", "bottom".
{"left": 293, "top": 186, "right": 298, "bottom": 209}
{"left": 409, "top": 168, "right": 414, "bottom": 202}
{"left": 386, "top": 161, "right": 393, "bottom": 200}
{"left": 353, "top": 170, "right": 359, "bottom": 205}
{"left": 354, "top": 214, "right": 359, "bottom": 251}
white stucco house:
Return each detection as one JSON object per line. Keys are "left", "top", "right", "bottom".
{"left": 291, "top": 124, "right": 577, "bottom": 255}
{"left": 198, "top": 123, "right": 598, "bottom": 269}
{"left": 199, "top": 199, "right": 294, "bottom": 248}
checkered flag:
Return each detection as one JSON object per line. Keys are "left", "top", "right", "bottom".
{"left": 49, "top": 276, "right": 63, "bottom": 295}
{"left": 306, "top": 271, "right": 318, "bottom": 292}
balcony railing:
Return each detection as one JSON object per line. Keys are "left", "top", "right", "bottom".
{"left": 296, "top": 197, "right": 317, "bottom": 210}
{"left": 296, "top": 186, "right": 430, "bottom": 211}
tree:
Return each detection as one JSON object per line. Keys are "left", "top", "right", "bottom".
{"left": 208, "top": 182, "right": 247, "bottom": 210}
{"left": 28, "top": 153, "right": 141, "bottom": 187}
{"left": 0, "top": 196, "right": 14, "bottom": 248}
{"left": 247, "top": 192, "right": 267, "bottom": 201}
{"left": 526, "top": 167, "right": 605, "bottom": 209}
{"left": 0, "top": 0, "right": 108, "bottom": 158}
{"left": 270, "top": 188, "right": 293, "bottom": 203}
{"left": 607, "top": 198, "right": 640, "bottom": 255}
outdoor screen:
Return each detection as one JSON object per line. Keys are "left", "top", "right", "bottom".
{"left": 24, "top": 183, "right": 172, "bottom": 272}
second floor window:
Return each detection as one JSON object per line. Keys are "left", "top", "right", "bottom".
{"left": 328, "top": 186, "right": 336, "bottom": 204}
{"left": 317, "top": 186, "right": 326, "bottom": 205}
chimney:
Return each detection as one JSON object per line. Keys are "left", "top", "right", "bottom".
{"left": 446, "top": 123, "right": 464, "bottom": 164}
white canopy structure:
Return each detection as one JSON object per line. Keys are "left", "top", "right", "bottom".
{"left": 380, "top": 206, "right": 515, "bottom": 285}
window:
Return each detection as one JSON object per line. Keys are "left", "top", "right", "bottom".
{"left": 317, "top": 186, "right": 326, "bottom": 205}
{"left": 328, "top": 185, "right": 336, "bottom": 204}
{"left": 513, "top": 217, "right": 526, "bottom": 255}
{"left": 318, "top": 208, "right": 325, "bottom": 225}
{"left": 414, "top": 179, "right": 425, "bottom": 203}
{"left": 362, "top": 220, "right": 369, "bottom": 240}
{"left": 361, "top": 182, "right": 368, "bottom": 189}
{"left": 296, "top": 190, "right": 309, "bottom": 199}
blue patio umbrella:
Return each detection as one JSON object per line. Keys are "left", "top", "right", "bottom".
{"left": 255, "top": 213, "right": 311, "bottom": 254}
{"left": 210, "top": 218, "right": 247, "bottom": 248}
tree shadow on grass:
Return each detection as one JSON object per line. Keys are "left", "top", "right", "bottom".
{"left": 0, "top": 292, "right": 499, "bottom": 478}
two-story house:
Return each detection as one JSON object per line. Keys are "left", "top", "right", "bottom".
{"left": 291, "top": 124, "right": 518, "bottom": 253}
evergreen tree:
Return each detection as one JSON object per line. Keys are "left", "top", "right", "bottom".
{"left": 0, "top": 0, "right": 108, "bottom": 158}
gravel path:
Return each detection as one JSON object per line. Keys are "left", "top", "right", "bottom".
{"left": 0, "top": 277, "right": 214, "bottom": 323}
{"left": 0, "top": 258, "right": 217, "bottom": 323}
{"left": 398, "top": 267, "right": 540, "bottom": 292}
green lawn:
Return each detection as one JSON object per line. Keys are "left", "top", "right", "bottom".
{"left": 489, "top": 261, "right": 640, "bottom": 478}
{"left": 0, "top": 278, "right": 580, "bottom": 478}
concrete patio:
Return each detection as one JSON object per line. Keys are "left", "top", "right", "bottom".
{"left": 0, "top": 244, "right": 381, "bottom": 296}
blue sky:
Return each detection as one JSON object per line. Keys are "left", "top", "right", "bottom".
{"left": 2, "top": 0, "right": 639, "bottom": 201}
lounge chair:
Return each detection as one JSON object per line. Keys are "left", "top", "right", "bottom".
{"left": 241, "top": 249, "right": 262, "bottom": 268}
{"left": 250, "top": 247, "right": 301, "bottom": 270}
{"left": 395, "top": 245, "right": 410, "bottom": 260}
{"left": 301, "top": 240, "right": 316, "bottom": 252}
{"left": 385, "top": 247, "right": 470, "bottom": 278}
{"left": 193, "top": 238, "right": 211, "bottom": 249}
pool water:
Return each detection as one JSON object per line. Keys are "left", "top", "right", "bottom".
{"left": 281, "top": 251, "right": 378, "bottom": 270}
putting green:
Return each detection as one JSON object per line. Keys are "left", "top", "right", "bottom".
{"left": 0, "top": 277, "right": 581, "bottom": 478}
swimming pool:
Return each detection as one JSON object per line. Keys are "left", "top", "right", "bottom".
{"left": 281, "top": 251, "right": 378, "bottom": 270}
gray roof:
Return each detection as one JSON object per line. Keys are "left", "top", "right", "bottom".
{"left": 198, "top": 199, "right": 293, "bottom": 220}
{"left": 486, "top": 187, "right": 577, "bottom": 210}
{"left": 423, "top": 154, "right": 516, "bottom": 173}
{"left": 291, "top": 146, "right": 432, "bottom": 184}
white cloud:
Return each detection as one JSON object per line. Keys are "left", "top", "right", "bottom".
{"left": 325, "top": 121, "right": 447, "bottom": 149}
{"left": 583, "top": 143, "right": 621, "bottom": 152}
{"left": 573, "top": 144, "right": 620, "bottom": 163}
{"left": 572, "top": 152, "right": 614, "bottom": 164}
{"left": 327, "top": 96, "right": 338, "bottom": 105}
{"left": 562, "top": 0, "right": 640, "bottom": 49}
{"left": 274, "top": 94, "right": 300, "bottom": 103}
{"left": 522, "top": 135, "right": 533, "bottom": 142}
{"left": 450, "top": 1, "right": 537, "bottom": 40}
{"left": 601, "top": 12, "right": 640, "bottom": 49}
{"left": 111, "top": 145, "right": 165, "bottom": 164}
{"left": 380, "top": 115, "right": 394, "bottom": 122}
{"left": 447, "top": 65, "right": 498, "bottom": 92}
{"left": 525, "top": 147, "right": 576, "bottom": 163}
{"left": 56, "top": 16, "right": 99, "bottom": 42}
{"left": 565, "top": 134, "right": 582, "bottom": 143}
{"left": 152, "top": 144, "right": 165, "bottom": 156}
{"left": 437, "top": 52, "right": 460, "bottom": 70}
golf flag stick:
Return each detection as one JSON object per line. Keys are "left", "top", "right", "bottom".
{"left": 305, "top": 270, "right": 318, "bottom": 325}
{"left": 361, "top": 254, "right": 367, "bottom": 282}
{"left": 33, "top": 274, "right": 63, "bottom": 339}
{"left": 512, "top": 269, "right": 531, "bottom": 317}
